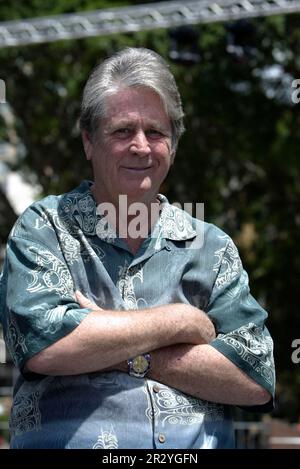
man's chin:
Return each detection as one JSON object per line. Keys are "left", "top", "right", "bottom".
{"left": 119, "top": 181, "right": 152, "bottom": 195}
{"left": 118, "top": 186, "right": 158, "bottom": 203}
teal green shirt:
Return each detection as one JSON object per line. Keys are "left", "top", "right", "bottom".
{"left": 0, "top": 180, "right": 275, "bottom": 449}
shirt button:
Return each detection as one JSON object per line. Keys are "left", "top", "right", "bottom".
{"left": 158, "top": 433, "right": 166, "bottom": 444}
{"left": 153, "top": 384, "right": 160, "bottom": 393}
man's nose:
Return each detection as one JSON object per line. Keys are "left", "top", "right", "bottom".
{"left": 129, "top": 130, "right": 150, "bottom": 156}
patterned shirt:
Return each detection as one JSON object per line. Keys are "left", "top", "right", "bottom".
{"left": 0, "top": 180, "right": 275, "bottom": 449}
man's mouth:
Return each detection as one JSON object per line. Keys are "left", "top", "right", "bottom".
{"left": 121, "top": 166, "right": 152, "bottom": 171}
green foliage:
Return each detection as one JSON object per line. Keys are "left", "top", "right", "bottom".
{"left": 0, "top": 0, "right": 130, "bottom": 21}
{"left": 0, "top": 2, "right": 300, "bottom": 421}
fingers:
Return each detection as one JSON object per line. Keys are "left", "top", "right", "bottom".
{"left": 75, "top": 290, "right": 102, "bottom": 310}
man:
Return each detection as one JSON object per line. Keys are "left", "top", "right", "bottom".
{"left": 0, "top": 47, "right": 275, "bottom": 449}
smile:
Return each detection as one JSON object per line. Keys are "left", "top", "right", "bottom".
{"left": 121, "top": 166, "right": 152, "bottom": 171}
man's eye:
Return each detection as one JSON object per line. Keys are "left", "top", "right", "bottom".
{"left": 147, "top": 129, "right": 163, "bottom": 137}
{"left": 115, "top": 128, "right": 130, "bottom": 135}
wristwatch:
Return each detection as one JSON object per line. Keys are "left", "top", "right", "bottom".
{"left": 127, "top": 353, "right": 151, "bottom": 378}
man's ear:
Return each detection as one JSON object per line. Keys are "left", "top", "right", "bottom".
{"left": 82, "top": 129, "right": 93, "bottom": 161}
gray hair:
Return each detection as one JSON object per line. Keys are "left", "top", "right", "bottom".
{"left": 79, "top": 47, "right": 185, "bottom": 154}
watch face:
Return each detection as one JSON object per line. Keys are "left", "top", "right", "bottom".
{"left": 133, "top": 355, "right": 148, "bottom": 373}
{"left": 128, "top": 354, "right": 151, "bottom": 378}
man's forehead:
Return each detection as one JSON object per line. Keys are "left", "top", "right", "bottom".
{"left": 104, "top": 88, "right": 168, "bottom": 116}
{"left": 106, "top": 113, "right": 168, "bottom": 127}
{"left": 106, "top": 86, "right": 161, "bottom": 105}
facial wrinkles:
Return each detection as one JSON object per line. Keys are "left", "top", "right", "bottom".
{"left": 104, "top": 88, "right": 171, "bottom": 131}
{"left": 88, "top": 88, "right": 173, "bottom": 208}
{"left": 91, "top": 89, "right": 172, "bottom": 162}
{"left": 104, "top": 114, "right": 170, "bottom": 136}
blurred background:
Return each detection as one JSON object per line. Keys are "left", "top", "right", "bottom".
{"left": 1, "top": 0, "right": 300, "bottom": 449}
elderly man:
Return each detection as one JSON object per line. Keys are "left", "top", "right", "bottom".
{"left": 0, "top": 47, "right": 275, "bottom": 449}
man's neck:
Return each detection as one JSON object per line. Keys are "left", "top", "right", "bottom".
{"left": 91, "top": 185, "right": 161, "bottom": 253}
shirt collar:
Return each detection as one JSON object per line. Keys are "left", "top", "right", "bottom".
{"left": 154, "top": 194, "right": 197, "bottom": 242}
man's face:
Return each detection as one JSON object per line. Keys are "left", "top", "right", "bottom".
{"left": 83, "top": 87, "right": 173, "bottom": 206}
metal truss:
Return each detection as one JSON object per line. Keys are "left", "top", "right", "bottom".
{"left": 0, "top": 0, "right": 300, "bottom": 48}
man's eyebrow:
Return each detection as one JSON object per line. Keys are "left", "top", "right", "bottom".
{"left": 105, "top": 119, "right": 171, "bottom": 133}
{"left": 148, "top": 122, "right": 170, "bottom": 132}
{"left": 104, "top": 120, "right": 134, "bottom": 131}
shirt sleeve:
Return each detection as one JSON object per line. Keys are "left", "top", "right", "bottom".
{"left": 0, "top": 235, "right": 92, "bottom": 372}
{"left": 207, "top": 235, "right": 275, "bottom": 412}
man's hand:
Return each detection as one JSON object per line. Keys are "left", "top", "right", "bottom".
{"left": 75, "top": 291, "right": 103, "bottom": 311}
